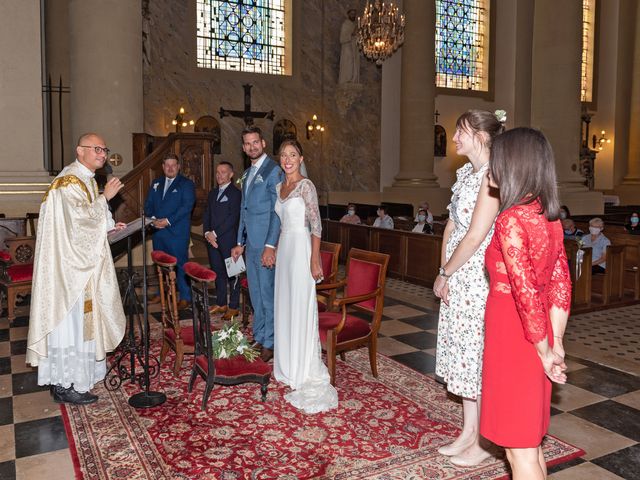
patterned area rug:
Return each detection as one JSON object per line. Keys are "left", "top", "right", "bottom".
{"left": 61, "top": 345, "right": 583, "bottom": 479}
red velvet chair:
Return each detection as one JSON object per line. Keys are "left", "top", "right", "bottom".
{"left": 316, "top": 241, "right": 341, "bottom": 312}
{"left": 185, "top": 262, "right": 271, "bottom": 410}
{"left": 0, "top": 236, "right": 35, "bottom": 321}
{"left": 317, "top": 248, "right": 390, "bottom": 386}
{"left": 152, "top": 250, "right": 192, "bottom": 376}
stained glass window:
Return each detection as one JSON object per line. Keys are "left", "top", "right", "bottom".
{"left": 435, "top": 0, "right": 490, "bottom": 91}
{"left": 196, "top": 0, "right": 290, "bottom": 75}
{"left": 581, "top": 0, "right": 596, "bottom": 103}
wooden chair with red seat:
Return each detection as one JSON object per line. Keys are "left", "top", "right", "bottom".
{"left": 316, "top": 241, "right": 341, "bottom": 312}
{"left": 240, "top": 276, "right": 251, "bottom": 329}
{"left": 0, "top": 236, "right": 36, "bottom": 322}
{"left": 152, "top": 250, "right": 193, "bottom": 376}
{"left": 317, "top": 248, "right": 390, "bottom": 386}
{"left": 185, "top": 262, "right": 272, "bottom": 410}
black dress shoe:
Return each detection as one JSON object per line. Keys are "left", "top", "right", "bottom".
{"left": 53, "top": 385, "right": 98, "bottom": 405}
{"left": 251, "top": 341, "right": 263, "bottom": 350}
{"left": 260, "top": 348, "right": 273, "bottom": 362}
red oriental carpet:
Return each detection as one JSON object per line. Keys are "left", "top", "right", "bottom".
{"left": 61, "top": 346, "right": 583, "bottom": 479}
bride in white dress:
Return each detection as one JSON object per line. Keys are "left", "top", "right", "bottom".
{"left": 273, "top": 139, "right": 338, "bottom": 414}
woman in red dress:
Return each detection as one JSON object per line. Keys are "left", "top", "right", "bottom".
{"left": 481, "top": 128, "right": 571, "bottom": 479}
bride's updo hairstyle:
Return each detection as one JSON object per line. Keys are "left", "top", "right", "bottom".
{"left": 489, "top": 127, "right": 561, "bottom": 221}
{"left": 456, "top": 109, "right": 506, "bottom": 149}
{"left": 278, "top": 138, "right": 304, "bottom": 157}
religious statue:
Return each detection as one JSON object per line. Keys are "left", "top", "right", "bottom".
{"left": 339, "top": 9, "right": 360, "bottom": 84}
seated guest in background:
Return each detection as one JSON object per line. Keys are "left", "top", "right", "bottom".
{"left": 582, "top": 217, "right": 611, "bottom": 274}
{"left": 559, "top": 205, "right": 571, "bottom": 220}
{"left": 562, "top": 218, "right": 584, "bottom": 240}
{"left": 339, "top": 203, "right": 362, "bottom": 224}
{"left": 625, "top": 212, "right": 640, "bottom": 235}
{"left": 412, "top": 208, "right": 433, "bottom": 234}
{"left": 204, "top": 161, "right": 242, "bottom": 319}
{"left": 414, "top": 201, "right": 434, "bottom": 226}
{"left": 373, "top": 205, "right": 394, "bottom": 229}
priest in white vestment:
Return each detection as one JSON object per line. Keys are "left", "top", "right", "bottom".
{"left": 26, "top": 133, "right": 127, "bottom": 405}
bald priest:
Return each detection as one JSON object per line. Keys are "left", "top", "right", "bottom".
{"left": 26, "top": 133, "right": 127, "bottom": 405}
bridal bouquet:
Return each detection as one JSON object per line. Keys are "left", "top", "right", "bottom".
{"left": 211, "top": 321, "right": 260, "bottom": 362}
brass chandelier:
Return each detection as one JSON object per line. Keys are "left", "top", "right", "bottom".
{"left": 357, "top": 0, "right": 406, "bottom": 65}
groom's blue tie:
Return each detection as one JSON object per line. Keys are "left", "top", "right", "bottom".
{"left": 246, "top": 165, "right": 258, "bottom": 191}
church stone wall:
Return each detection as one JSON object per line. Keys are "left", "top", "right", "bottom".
{"left": 143, "top": 0, "right": 381, "bottom": 196}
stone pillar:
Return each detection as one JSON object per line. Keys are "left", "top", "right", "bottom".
{"left": 69, "top": 0, "right": 143, "bottom": 174}
{"left": 393, "top": 0, "right": 438, "bottom": 187}
{"left": 623, "top": 2, "right": 640, "bottom": 186}
{"left": 530, "top": 0, "right": 602, "bottom": 213}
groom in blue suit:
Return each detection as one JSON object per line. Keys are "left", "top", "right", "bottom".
{"left": 231, "top": 126, "right": 283, "bottom": 362}
{"left": 144, "top": 153, "right": 196, "bottom": 309}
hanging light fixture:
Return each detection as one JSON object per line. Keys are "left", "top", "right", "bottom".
{"left": 357, "top": 1, "right": 406, "bottom": 66}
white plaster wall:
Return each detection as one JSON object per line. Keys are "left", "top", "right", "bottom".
{"left": 0, "top": 0, "right": 45, "bottom": 175}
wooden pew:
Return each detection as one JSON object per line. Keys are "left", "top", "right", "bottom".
{"left": 564, "top": 241, "right": 592, "bottom": 308}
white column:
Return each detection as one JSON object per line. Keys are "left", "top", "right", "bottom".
{"left": 393, "top": 0, "right": 438, "bottom": 187}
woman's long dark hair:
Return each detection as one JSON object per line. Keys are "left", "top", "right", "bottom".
{"left": 489, "top": 127, "right": 561, "bottom": 220}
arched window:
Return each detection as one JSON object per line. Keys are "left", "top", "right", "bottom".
{"left": 581, "top": 0, "right": 597, "bottom": 103}
{"left": 435, "top": 0, "right": 491, "bottom": 93}
{"left": 196, "top": 0, "right": 291, "bottom": 75}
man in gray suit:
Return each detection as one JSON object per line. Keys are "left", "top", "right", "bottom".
{"left": 231, "top": 126, "right": 283, "bottom": 361}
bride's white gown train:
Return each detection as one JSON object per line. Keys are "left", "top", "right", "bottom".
{"left": 273, "top": 179, "right": 338, "bottom": 414}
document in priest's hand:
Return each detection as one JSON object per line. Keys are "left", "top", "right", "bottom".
{"left": 108, "top": 217, "right": 154, "bottom": 244}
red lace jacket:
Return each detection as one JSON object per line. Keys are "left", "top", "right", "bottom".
{"left": 486, "top": 201, "right": 572, "bottom": 343}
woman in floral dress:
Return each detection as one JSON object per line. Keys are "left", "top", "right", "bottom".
{"left": 433, "top": 110, "right": 504, "bottom": 466}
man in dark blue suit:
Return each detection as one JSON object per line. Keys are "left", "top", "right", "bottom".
{"left": 203, "top": 161, "right": 241, "bottom": 319}
{"left": 144, "top": 153, "right": 196, "bottom": 309}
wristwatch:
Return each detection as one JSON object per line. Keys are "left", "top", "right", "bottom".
{"left": 438, "top": 267, "right": 451, "bottom": 279}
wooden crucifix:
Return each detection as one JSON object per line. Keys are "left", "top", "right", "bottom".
{"left": 219, "top": 84, "right": 275, "bottom": 126}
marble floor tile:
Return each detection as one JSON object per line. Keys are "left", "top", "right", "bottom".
{"left": 13, "top": 417, "right": 68, "bottom": 458}
{"left": 11, "top": 372, "right": 47, "bottom": 397}
{"left": 0, "top": 318, "right": 9, "bottom": 329}
{"left": 551, "top": 383, "right": 607, "bottom": 412}
{"left": 564, "top": 358, "right": 589, "bottom": 373}
{"left": 547, "top": 457, "right": 586, "bottom": 475}
{"left": 0, "top": 329, "right": 9, "bottom": 342}
{"left": 571, "top": 400, "right": 640, "bottom": 442}
{"left": 590, "top": 444, "right": 640, "bottom": 480}
{"left": 379, "top": 320, "right": 422, "bottom": 337}
{"left": 0, "top": 357, "right": 10, "bottom": 375}
{"left": 15, "top": 449, "right": 75, "bottom": 480}
{"left": 12, "top": 391, "right": 60, "bottom": 424}
{"left": 548, "top": 413, "right": 636, "bottom": 460}
{"left": 390, "top": 331, "right": 437, "bottom": 350}
{"left": 0, "top": 374, "right": 12, "bottom": 398}
{"left": 382, "top": 304, "right": 426, "bottom": 319}
{"left": 397, "top": 313, "right": 439, "bottom": 330}
{"left": 612, "top": 389, "right": 640, "bottom": 410}
{"left": 376, "top": 337, "right": 418, "bottom": 356}
{"left": 0, "top": 460, "right": 15, "bottom": 480}
{"left": 0, "top": 424, "right": 15, "bottom": 463}
{"left": 566, "top": 365, "right": 640, "bottom": 398}
{"left": 390, "top": 351, "right": 436, "bottom": 375}
{"left": 548, "top": 461, "right": 625, "bottom": 479}
{"left": 10, "top": 316, "right": 29, "bottom": 328}
{"left": 9, "top": 340, "right": 26, "bottom": 356}
{"left": 10, "top": 355, "right": 34, "bottom": 375}
{"left": 0, "top": 397, "right": 13, "bottom": 425}
{"left": 8, "top": 327, "right": 28, "bottom": 342}
{"left": 0, "top": 342, "right": 10, "bottom": 358}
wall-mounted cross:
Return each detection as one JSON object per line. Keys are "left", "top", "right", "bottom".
{"left": 219, "top": 84, "right": 275, "bottom": 126}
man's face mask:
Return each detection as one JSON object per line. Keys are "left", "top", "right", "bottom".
{"left": 418, "top": 215, "right": 426, "bottom": 222}
{"left": 348, "top": 209, "right": 355, "bottom": 216}
{"left": 631, "top": 216, "right": 639, "bottom": 225}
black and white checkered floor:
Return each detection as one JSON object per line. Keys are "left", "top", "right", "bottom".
{"left": 1, "top": 279, "right": 639, "bottom": 479}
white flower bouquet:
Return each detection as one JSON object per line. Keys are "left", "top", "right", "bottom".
{"left": 211, "top": 321, "right": 260, "bottom": 361}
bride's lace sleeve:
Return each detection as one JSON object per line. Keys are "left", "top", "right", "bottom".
{"left": 301, "top": 179, "right": 322, "bottom": 238}
{"left": 495, "top": 212, "right": 548, "bottom": 344}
